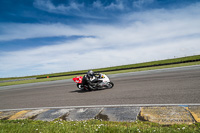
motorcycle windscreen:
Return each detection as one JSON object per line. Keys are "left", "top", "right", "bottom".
{"left": 72, "top": 76, "right": 83, "bottom": 83}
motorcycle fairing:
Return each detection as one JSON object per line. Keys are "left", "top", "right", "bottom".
{"left": 72, "top": 76, "right": 83, "bottom": 83}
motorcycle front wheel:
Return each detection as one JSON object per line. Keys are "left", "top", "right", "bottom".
{"left": 107, "top": 82, "right": 114, "bottom": 88}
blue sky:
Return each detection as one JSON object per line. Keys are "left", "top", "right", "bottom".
{"left": 0, "top": 0, "right": 200, "bottom": 78}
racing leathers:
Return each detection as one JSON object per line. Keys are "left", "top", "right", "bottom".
{"left": 82, "top": 73, "right": 101, "bottom": 89}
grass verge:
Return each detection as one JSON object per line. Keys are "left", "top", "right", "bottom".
{"left": 0, "top": 119, "right": 200, "bottom": 133}
{"left": 0, "top": 61, "right": 200, "bottom": 87}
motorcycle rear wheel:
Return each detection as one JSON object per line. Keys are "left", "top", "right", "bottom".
{"left": 77, "top": 83, "right": 85, "bottom": 90}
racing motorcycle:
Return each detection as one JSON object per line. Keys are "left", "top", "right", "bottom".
{"left": 72, "top": 74, "right": 114, "bottom": 91}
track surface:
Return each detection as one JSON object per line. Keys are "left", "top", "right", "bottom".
{"left": 0, "top": 65, "right": 200, "bottom": 110}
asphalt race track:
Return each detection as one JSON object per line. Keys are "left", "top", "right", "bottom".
{"left": 0, "top": 65, "right": 200, "bottom": 110}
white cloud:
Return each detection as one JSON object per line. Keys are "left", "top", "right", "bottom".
{"left": 1, "top": 2, "right": 200, "bottom": 77}
{"left": 93, "top": 0, "right": 124, "bottom": 10}
{"left": 34, "top": 0, "right": 126, "bottom": 17}
{"left": 133, "top": 0, "right": 154, "bottom": 8}
{"left": 105, "top": 0, "right": 124, "bottom": 10}
{"left": 93, "top": 1, "right": 103, "bottom": 8}
{"left": 33, "top": 0, "right": 84, "bottom": 13}
{"left": 0, "top": 23, "right": 82, "bottom": 41}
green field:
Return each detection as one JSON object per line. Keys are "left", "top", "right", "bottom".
{"left": 0, "top": 55, "right": 200, "bottom": 87}
{"left": 0, "top": 119, "right": 200, "bottom": 133}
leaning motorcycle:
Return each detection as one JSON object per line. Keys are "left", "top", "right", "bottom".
{"left": 72, "top": 74, "right": 114, "bottom": 91}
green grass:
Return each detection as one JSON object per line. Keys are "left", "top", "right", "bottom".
{"left": 0, "top": 61, "right": 200, "bottom": 87}
{"left": 0, "top": 119, "right": 200, "bottom": 133}
{"left": 0, "top": 76, "right": 36, "bottom": 81}
{"left": 103, "top": 61, "right": 200, "bottom": 75}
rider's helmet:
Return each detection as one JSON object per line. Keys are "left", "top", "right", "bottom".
{"left": 87, "top": 70, "right": 94, "bottom": 78}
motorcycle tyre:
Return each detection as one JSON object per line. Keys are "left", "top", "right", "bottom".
{"left": 77, "top": 83, "right": 86, "bottom": 91}
{"left": 107, "top": 82, "right": 114, "bottom": 89}
{"left": 83, "top": 84, "right": 93, "bottom": 91}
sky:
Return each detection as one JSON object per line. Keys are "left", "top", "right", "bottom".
{"left": 0, "top": 0, "right": 200, "bottom": 78}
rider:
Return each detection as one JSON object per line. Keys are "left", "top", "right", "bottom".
{"left": 82, "top": 70, "right": 101, "bottom": 89}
